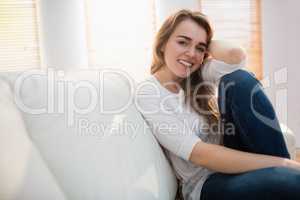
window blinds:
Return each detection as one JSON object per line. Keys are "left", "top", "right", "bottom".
{"left": 200, "top": 0, "right": 262, "bottom": 79}
{"left": 0, "top": 0, "right": 40, "bottom": 71}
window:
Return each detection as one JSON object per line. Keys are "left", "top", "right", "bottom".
{"left": 200, "top": 0, "right": 263, "bottom": 79}
{"left": 85, "top": 0, "right": 262, "bottom": 80}
{"left": 0, "top": 0, "right": 41, "bottom": 71}
{"left": 85, "top": 0, "right": 156, "bottom": 81}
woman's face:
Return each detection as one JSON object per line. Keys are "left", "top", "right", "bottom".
{"left": 162, "top": 19, "right": 208, "bottom": 81}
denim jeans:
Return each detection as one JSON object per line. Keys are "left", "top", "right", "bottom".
{"left": 200, "top": 70, "right": 300, "bottom": 200}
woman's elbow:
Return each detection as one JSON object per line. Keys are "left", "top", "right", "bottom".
{"left": 189, "top": 141, "right": 209, "bottom": 166}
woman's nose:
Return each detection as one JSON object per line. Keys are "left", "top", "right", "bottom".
{"left": 185, "top": 47, "right": 196, "bottom": 58}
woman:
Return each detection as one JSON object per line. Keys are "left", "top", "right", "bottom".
{"left": 136, "top": 9, "right": 300, "bottom": 200}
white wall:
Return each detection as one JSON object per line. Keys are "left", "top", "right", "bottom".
{"left": 261, "top": 0, "right": 300, "bottom": 147}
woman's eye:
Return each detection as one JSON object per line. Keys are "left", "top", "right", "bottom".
{"left": 178, "top": 40, "right": 188, "bottom": 46}
{"left": 196, "top": 47, "right": 206, "bottom": 53}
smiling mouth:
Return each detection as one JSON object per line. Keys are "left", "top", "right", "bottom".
{"left": 178, "top": 59, "right": 193, "bottom": 68}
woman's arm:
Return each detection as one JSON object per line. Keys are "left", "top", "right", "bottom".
{"left": 208, "top": 40, "right": 246, "bottom": 64}
{"left": 201, "top": 40, "right": 247, "bottom": 84}
{"left": 190, "top": 141, "right": 300, "bottom": 174}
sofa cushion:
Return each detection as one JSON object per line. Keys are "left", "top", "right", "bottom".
{"left": 0, "top": 70, "right": 177, "bottom": 200}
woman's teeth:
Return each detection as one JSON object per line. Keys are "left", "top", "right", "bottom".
{"left": 178, "top": 59, "right": 193, "bottom": 68}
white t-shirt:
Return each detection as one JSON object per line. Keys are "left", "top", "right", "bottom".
{"left": 136, "top": 59, "right": 246, "bottom": 200}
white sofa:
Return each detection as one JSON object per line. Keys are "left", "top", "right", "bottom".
{"left": 0, "top": 70, "right": 296, "bottom": 200}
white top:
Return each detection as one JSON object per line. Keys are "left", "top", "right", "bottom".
{"left": 136, "top": 59, "right": 246, "bottom": 200}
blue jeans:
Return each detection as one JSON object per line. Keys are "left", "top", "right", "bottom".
{"left": 200, "top": 70, "right": 300, "bottom": 200}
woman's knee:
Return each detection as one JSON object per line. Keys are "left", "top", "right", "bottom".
{"left": 220, "top": 69, "right": 256, "bottom": 85}
{"left": 218, "top": 69, "right": 259, "bottom": 103}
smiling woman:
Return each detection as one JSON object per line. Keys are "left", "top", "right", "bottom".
{"left": 159, "top": 19, "right": 208, "bottom": 81}
{"left": 136, "top": 9, "right": 300, "bottom": 200}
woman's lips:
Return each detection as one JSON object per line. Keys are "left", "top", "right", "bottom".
{"left": 178, "top": 59, "right": 193, "bottom": 68}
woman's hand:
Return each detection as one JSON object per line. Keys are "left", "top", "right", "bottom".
{"left": 284, "top": 159, "right": 300, "bottom": 171}
{"left": 208, "top": 40, "right": 246, "bottom": 64}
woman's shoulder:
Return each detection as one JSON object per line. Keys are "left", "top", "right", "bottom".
{"left": 136, "top": 75, "right": 162, "bottom": 96}
{"left": 135, "top": 75, "right": 185, "bottom": 113}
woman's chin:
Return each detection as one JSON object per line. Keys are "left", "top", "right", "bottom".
{"left": 174, "top": 71, "right": 191, "bottom": 79}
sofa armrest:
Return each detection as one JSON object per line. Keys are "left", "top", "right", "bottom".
{"left": 0, "top": 79, "right": 66, "bottom": 200}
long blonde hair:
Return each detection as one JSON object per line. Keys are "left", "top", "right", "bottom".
{"left": 151, "top": 9, "right": 219, "bottom": 129}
